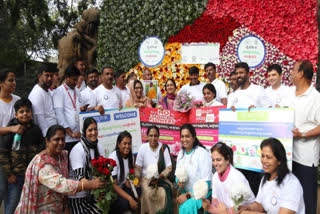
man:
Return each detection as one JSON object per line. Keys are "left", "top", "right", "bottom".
{"left": 178, "top": 66, "right": 206, "bottom": 101}
{"left": 265, "top": 64, "right": 290, "bottom": 107}
{"left": 28, "top": 64, "right": 57, "bottom": 136}
{"left": 227, "top": 62, "right": 271, "bottom": 109}
{"left": 289, "top": 60, "right": 320, "bottom": 214}
{"left": 227, "top": 70, "right": 239, "bottom": 106}
{"left": 81, "top": 68, "right": 99, "bottom": 107}
{"left": 205, "top": 62, "right": 228, "bottom": 105}
{"left": 115, "top": 70, "right": 130, "bottom": 107}
{"left": 92, "top": 65, "right": 122, "bottom": 111}
{"left": 73, "top": 57, "right": 86, "bottom": 91}
{"left": 53, "top": 64, "right": 86, "bottom": 153}
{"left": 142, "top": 68, "right": 162, "bottom": 104}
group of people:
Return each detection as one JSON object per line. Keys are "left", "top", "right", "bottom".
{"left": 0, "top": 56, "right": 319, "bottom": 214}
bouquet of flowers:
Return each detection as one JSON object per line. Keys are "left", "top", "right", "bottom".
{"left": 173, "top": 92, "right": 194, "bottom": 112}
{"left": 193, "top": 180, "right": 208, "bottom": 200}
{"left": 127, "top": 168, "right": 139, "bottom": 198}
{"left": 175, "top": 165, "right": 188, "bottom": 184}
{"left": 192, "top": 100, "right": 203, "bottom": 108}
{"left": 91, "top": 156, "right": 117, "bottom": 213}
{"left": 230, "top": 183, "right": 251, "bottom": 212}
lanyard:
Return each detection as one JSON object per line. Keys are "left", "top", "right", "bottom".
{"left": 63, "top": 83, "right": 77, "bottom": 109}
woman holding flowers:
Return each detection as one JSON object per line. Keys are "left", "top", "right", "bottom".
{"left": 125, "top": 79, "right": 152, "bottom": 108}
{"left": 202, "top": 83, "right": 223, "bottom": 107}
{"left": 175, "top": 123, "right": 212, "bottom": 214}
{"left": 68, "top": 117, "right": 105, "bottom": 214}
{"left": 15, "top": 125, "right": 105, "bottom": 213}
{"left": 109, "top": 131, "right": 139, "bottom": 214}
{"left": 158, "top": 79, "right": 177, "bottom": 110}
{"left": 238, "top": 138, "right": 305, "bottom": 214}
{"left": 202, "top": 142, "right": 255, "bottom": 214}
{"left": 135, "top": 125, "right": 173, "bottom": 214}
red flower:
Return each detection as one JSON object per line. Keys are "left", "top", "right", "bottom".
{"left": 103, "top": 168, "right": 110, "bottom": 176}
{"left": 97, "top": 167, "right": 104, "bottom": 173}
{"left": 110, "top": 159, "right": 117, "bottom": 168}
{"left": 129, "top": 169, "right": 135, "bottom": 174}
{"left": 91, "top": 159, "right": 98, "bottom": 167}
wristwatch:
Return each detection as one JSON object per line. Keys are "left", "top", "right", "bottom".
{"left": 186, "top": 193, "right": 191, "bottom": 199}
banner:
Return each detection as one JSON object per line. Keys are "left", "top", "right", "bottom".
{"left": 139, "top": 107, "right": 188, "bottom": 155}
{"left": 79, "top": 108, "right": 142, "bottom": 156}
{"left": 189, "top": 106, "right": 226, "bottom": 149}
{"left": 219, "top": 108, "right": 294, "bottom": 172}
{"left": 181, "top": 43, "right": 220, "bottom": 64}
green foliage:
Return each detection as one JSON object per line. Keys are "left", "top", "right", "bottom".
{"left": 97, "top": 0, "right": 208, "bottom": 72}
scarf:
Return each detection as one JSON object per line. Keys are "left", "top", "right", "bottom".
{"left": 203, "top": 98, "right": 216, "bottom": 107}
{"left": 128, "top": 80, "right": 150, "bottom": 108}
{"left": 218, "top": 164, "right": 231, "bottom": 182}
{"left": 163, "top": 93, "right": 176, "bottom": 110}
{"left": 81, "top": 136, "right": 100, "bottom": 159}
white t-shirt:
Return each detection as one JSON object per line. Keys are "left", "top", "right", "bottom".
{"left": 109, "top": 151, "right": 130, "bottom": 187}
{"left": 211, "top": 78, "right": 228, "bottom": 103}
{"left": 92, "top": 85, "right": 122, "bottom": 110}
{"left": 256, "top": 173, "right": 305, "bottom": 214}
{"left": 135, "top": 142, "right": 172, "bottom": 178}
{"left": 0, "top": 94, "right": 20, "bottom": 127}
{"left": 53, "top": 84, "right": 82, "bottom": 142}
{"left": 211, "top": 165, "right": 255, "bottom": 208}
{"left": 227, "top": 83, "right": 272, "bottom": 108}
{"left": 176, "top": 146, "right": 212, "bottom": 191}
{"left": 69, "top": 141, "right": 104, "bottom": 198}
{"left": 265, "top": 84, "right": 290, "bottom": 107}
{"left": 203, "top": 99, "right": 223, "bottom": 107}
{"left": 80, "top": 86, "right": 95, "bottom": 107}
{"left": 178, "top": 82, "right": 206, "bottom": 102}
{"left": 286, "top": 85, "right": 320, "bottom": 166}
{"left": 116, "top": 86, "right": 130, "bottom": 107}
{"left": 28, "top": 84, "right": 57, "bottom": 136}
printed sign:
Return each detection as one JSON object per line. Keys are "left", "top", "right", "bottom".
{"left": 219, "top": 108, "right": 294, "bottom": 172}
{"left": 181, "top": 43, "right": 220, "bottom": 64}
{"left": 143, "top": 80, "right": 158, "bottom": 103}
{"left": 237, "top": 35, "right": 266, "bottom": 68}
{"left": 79, "top": 108, "right": 142, "bottom": 156}
{"left": 138, "top": 36, "right": 165, "bottom": 67}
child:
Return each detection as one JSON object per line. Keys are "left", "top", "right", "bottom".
{"left": 0, "top": 98, "right": 44, "bottom": 214}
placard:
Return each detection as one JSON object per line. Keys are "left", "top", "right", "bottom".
{"left": 219, "top": 108, "right": 294, "bottom": 172}
{"left": 138, "top": 36, "right": 165, "bottom": 67}
{"left": 143, "top": 80, "right": 158, "bottom": 103}
{"left": 181, "top": 43, "right": 220, "bottom": 64}
{"left": 237, "top": 35, "right": 266, "bottom": 68}
{"left": 79, "top": 108, "right": 142, "bottom": 156}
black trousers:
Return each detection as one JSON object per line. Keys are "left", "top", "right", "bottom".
{"left": 292, "top": 161, "right": 318, "bottom": 214}
{"left": 110, "top": 185, "right": 141, "bottom": 214}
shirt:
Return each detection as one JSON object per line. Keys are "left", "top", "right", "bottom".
{"left": 265, "top": 84, "right": 291, "bottom": 107}
{"left": 80, "top": 86, "right": 95, "bottom": 107}
{"left": 211, "top": 78, "right": 228, "bottom": 103}
{"left": 178, "top": 81, "right": 206, "bottom": 102}
{"left": 116, "top": 86, "right": 130, "bottom": 107}
{"left": 92, "top": 85, "right": 122, "bottom": 110}
{"left": 109, "top": 151, "right": 130, "bottom": 187}
{"left": 0, "top": 94, "right": 20, "bottom": 127}
{"left": 28, "top": 84, "right": 57, "bottom": 136}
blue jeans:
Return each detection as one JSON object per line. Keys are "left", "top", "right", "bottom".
{"left": 6, "top": 175, "right": 25, "bottom": 214}
{"left": 0, "top": 167, "right": 8, "bottom": 208}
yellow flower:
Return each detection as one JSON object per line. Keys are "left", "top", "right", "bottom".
{"left": 133, "top": 178, "right": 139, "bottom": 186}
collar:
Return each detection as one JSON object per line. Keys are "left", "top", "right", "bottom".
{"left": 218, "top": 164, "right": 231, "bottom": 182}
{"left": 189, "top": 81, "right": 201, "bottom": 87}
{"left": 204, "top": 98, "right": 216, "bottom": 106}
{"left": 185, "top": 148, "right": 194, "bottom": 155}
{"left": 296, "top": 84, "right": 313, "bottom": 97}
{"left": 64, "top": 82, "right": 74, "bottom": 91}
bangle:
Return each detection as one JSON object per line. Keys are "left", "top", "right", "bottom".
{"left": 81, "top": 181, "right": 84, "bottom": 191}
{"left": 186, "top": 193, "right": 191, "bottom": 199}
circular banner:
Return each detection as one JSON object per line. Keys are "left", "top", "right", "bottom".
{"left": 138, "top": 36, "right": 165, "bottom": 67}
{"left": 237, "top": 35, "right": 266, "bottom": 68}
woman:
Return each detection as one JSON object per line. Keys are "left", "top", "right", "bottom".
{"left": 15, "top": 125, "right": 105, "bottom": 213}
{"left": 68, "top": 118, "right": 104, "bottom": 213}
{"left": 202, "top": 83, "right": 223, "bottom": 107}
{"left": 135, "top": 125, "right": 173, "bottom": 214}
{"left": 109, "top": 131, "right": 139, "bottom": 213}
{"left": 176, "top": 124, "right": 212, "bottom": 214}
{"left": 125, "top": 80, "right": 152, "bottom": 108}
{"left": 239, "top": 138, "right": 305, "bottom": 214}
{"left": 202, "top": 142, "right": 255, "bottom": 214}
{"left": 158, "top": 79, "right": 177, "bottom": 110}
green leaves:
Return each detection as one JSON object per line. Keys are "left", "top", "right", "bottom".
{"left": 97, "top": 0, "right": 208, "bottom": 72}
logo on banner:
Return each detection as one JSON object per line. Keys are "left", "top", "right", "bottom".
{"left": 138, "top": 36, "right": 165, "bottom": 67}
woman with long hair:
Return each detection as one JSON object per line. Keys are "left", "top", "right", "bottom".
{"left": 125, "top": 79, "right": 152, "bottom": 108}
{"left": 202, "top": 142, "right": 255, "bottom": 214}
{"left": 135, "top": 125, "right": 173, "bottom": 214}
{"left": 239, "top": 138, "right": 305, "bottom": 214}
{"left": 176, "top": 124, "right": 212, "bottom": 214}
{"left": 68, "top": 118, "right": 104, "bottom": 214}
{"left": 109, "top": 131, "right": 139, "bottom": 213}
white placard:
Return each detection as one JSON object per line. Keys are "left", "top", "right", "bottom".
{"left": 237, "top": 35, "right": 266, "bottom": 68}
{"left": 181, "top": 43, "right": 220, "bottom": 64}
{"left": 139, "top": 36, "right": 165, "bottom": 67}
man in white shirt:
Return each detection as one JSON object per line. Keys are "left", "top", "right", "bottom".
{"left": 227, "top": 70, "right": 239, "bottom": 106}
{"left": 265, "top": 64, "right": 290, "bottom": 107}
{"left": 289, "top": 60, "right": 320, "bottom": 214}
{"left": 73, "top": 58, "right": 86, "bottom": 91}
{"left": 81, "top": 68, "right": 99, "bottom": 107}
{"left": 53, "top": 64, "right": 86, "bottom": 153}
{"left": 115, "top": 70, "right": 130, "bottom": 107}
{"left": 178, "top": 66, "right": 206, "bottom": 102}
{"left": 28, "top": 65, "right": 57, "bottom": 136}
{"left": 205, "top": 62, "right": 228, "bottom": 105}
{"left": 227, "top": 62, "right": 271, "bottom": 109}
{"left": 92, "top": 65, "right": 122, "bottom": 111}
{"left": 143, "top": 68, "right": 162, "bottom": 106}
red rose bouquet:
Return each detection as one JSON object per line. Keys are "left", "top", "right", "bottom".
{"left": 91, "top": 156, "right": 117, "bottom": 213}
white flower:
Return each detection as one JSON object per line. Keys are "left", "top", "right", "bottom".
{"left": 229, "top": 183, "right": 251, "bottom": 206}
{"left": 146, "top": 164, "right": 159, "bottom": 179}
{"left": 174, "top": 165, "right": 188, "bottom": 183}
{"left": 193, "top": 180, "right": 208, "bottom": 200}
